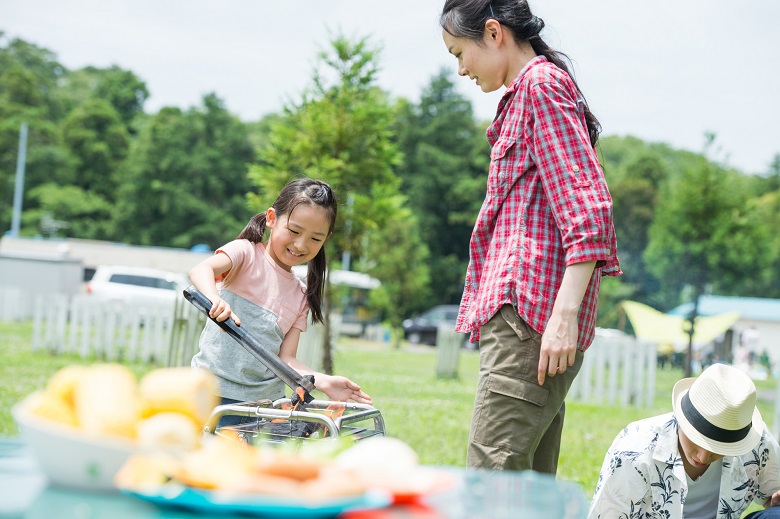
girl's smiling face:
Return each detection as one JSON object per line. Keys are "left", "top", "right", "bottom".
{"left": 265, "top": 203, "right": 331, "bottom": 271}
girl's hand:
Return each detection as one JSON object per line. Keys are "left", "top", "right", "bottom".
{"left": 209, "top": 297, "right": 240, "bottom": 325}
{"left": 317, "top": 375, "right": 372, "bottom": 405}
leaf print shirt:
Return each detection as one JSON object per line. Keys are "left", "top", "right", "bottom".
{"left": 589, "top": 413, "right": 780, "bottom": 519}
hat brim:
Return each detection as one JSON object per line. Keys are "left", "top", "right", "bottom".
{"left": 672, "top": 376, "right": 764, "bottom": 456}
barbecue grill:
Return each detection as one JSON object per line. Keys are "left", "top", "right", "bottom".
{"left": 184, "top": 286, "right": 386, "bottom": 446}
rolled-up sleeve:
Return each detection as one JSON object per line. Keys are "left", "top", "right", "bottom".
{"left": 529, "top": 80, "right": 619, "bottom": 272}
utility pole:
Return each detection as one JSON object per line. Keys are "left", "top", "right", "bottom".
{"left": 10, "top": 122, "right": 29, "bottom": 237}
{"left": 340, "top": 194, "right": 354, "bottom": 271}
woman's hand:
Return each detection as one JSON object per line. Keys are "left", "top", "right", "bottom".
{"left": 537, "top": 260, "right": 596, "bottom": 385}
{"left": 316, "top": 375, "right": 372, "bottom": 405}
{"left": 538, "top": 310, "right": 578, "bottom": 385}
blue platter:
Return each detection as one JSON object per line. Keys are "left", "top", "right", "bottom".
{"left": 123, "top": 485, "right": 392, "bottom": 518}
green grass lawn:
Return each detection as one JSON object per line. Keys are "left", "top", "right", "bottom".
{"left": 2, "top": 320, "right": 776, "bottom": 515}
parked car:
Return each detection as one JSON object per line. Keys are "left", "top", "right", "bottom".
{"left": 402, "top": 305, "right": 473, "bottom": 348}
{"left": 86, "top": 265, "right": 189, "bottom": 309}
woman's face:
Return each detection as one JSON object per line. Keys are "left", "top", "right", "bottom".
{"left": 442, "top": 28, "right": 507, "bottom": 93}
{"left": 265, "top": 204, "right": 331, "bottom": 271}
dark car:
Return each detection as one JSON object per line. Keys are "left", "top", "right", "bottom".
{"left": 402, "top": 305, "right": 473, "bottom": 347}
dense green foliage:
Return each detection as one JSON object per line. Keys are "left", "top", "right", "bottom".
{"left": 392, "top": 70, "right": 488, "bottom": 308}
{"left": 1, "top": 30, "right": 779, "bottom": 326}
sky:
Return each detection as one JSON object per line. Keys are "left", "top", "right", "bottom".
{"left": 2, "top": 0, "right": 779, "bottom": 174}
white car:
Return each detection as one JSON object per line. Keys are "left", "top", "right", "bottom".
{"left": 86, "top": 265, "right": 189, "bottom": 308}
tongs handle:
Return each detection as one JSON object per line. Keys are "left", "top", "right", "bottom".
{"left": 183, "top": 285, "right": 315, "bottom": 404}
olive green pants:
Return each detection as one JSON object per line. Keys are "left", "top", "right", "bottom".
{"left": 467, "top": 304, "right": 584, "bottom": 474}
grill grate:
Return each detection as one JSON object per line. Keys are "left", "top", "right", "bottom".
{"left": 206, "top": 398, "right": 385, "bottom": 446}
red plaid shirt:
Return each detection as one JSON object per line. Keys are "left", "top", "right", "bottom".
{"left": 456, "top": 56, "right": 621, "bottom": 350}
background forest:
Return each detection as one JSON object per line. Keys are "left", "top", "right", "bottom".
{"left": 2, "top": 31, "right": 779, "bottom": 335}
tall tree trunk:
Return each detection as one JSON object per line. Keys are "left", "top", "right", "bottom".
{"left": 684, "top": 286, "right": 703, "bottom": 378}
{"left": 322, "top": 274, "right": 334, "bottom": 375}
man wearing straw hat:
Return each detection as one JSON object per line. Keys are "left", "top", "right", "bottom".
{"left": 590, "top": 363, "right": 780, "bottom": 518}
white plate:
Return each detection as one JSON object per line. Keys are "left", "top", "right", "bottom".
{"left": 12, "top": 400, "right": 135, "bottom": 491}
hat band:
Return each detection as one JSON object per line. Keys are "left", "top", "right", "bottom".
{"left": 681, "top": 392, "right": 751, "bottom": 444}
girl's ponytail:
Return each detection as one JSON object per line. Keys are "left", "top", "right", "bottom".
{"left": 306, "top": 248, "right": 327, "bottom": 324}
{"left": 236, "top": 213, "right": 268, "bottom": 243}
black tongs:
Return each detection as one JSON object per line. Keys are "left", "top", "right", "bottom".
{"left": 183, "top": 285, "right": 315, "bottom": 409}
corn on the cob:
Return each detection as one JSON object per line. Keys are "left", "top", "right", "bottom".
{"left": 74, "top": 364, "right": 140, "bottom": 439}
{"left": 139, "top": 367, "right": 219, "bottom": 425}
{"left": 25, "top": 391, "right": 79, "bottom": 427}
{"left": 45, "top": 365, "right": 88, "bottom": 409}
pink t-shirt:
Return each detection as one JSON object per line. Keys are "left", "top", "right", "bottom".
{"left": 191, "top": 239, "right": 309, "bottom": 401}
{"left": 217, "top": 240, "right": 308, "bottom": 334}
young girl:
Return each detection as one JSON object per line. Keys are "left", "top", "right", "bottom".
{"left": 440, "top": 0, "right": 621, "bottom": 473}
{"left": 190, "top": 178, "right": 371, "bottom": 425}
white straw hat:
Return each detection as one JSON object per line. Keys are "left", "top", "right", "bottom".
{"left": 672, "top": 363, "right": 763, "bottom": 456}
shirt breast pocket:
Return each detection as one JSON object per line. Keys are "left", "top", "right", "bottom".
{"left": 490, "top": 137, "right": 516, "bottom": 162}
{"left": 489, "top": 137, "right": 519, "bottom": 193}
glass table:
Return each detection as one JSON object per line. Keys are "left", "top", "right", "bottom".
{"left": 0, "top": 439, "right": 589, "bottom": 519}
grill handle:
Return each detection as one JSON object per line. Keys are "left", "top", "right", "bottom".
{"left": 183, "top": 285, "right": 315, "bottom": 403}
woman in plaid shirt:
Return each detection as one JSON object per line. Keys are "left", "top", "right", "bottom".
{"left": 441, "top": 0, "right": 621, "bottom": 474}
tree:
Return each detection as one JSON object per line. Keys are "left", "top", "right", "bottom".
{"left": 610, "top": 154, "right": 668, "bottom": 306}
{"left": 247, "top": 34, "right": 406, "bottom": 373}
{"left": 766, "top": 153, "right": 780, "bottom": 193}
{"left": 392, "top": 70, "right": 487, "bottom": 308}
{"left": 59, "top": 65, "right": 149, "bottom": 129}
{"left": 644, "top": 139, "right": 771, "bottom": 376}
{"left": 0, "top": 34, "right": 66, "bottom": 119}
{"left": 113, "top": 94, "right": 254, "bottom": 248}
{"left": 26, "top": 183, "right": 113, "bottom": 238}
{"left": 0, "top": 35, "right": 71, "bottom": 234}
{"left": 61, "top": 98, "right": 128, "bottom": 201}
{"left": 362, "top": 187, "right": 430, "bottom": 347}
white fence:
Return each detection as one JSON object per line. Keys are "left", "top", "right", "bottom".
{"left": 17, "top": 289, "right": 338, "bottom": 370}
{"left": 29, "top": 293, "right": 197, "bottom": 365}
{"left": 428, "top": 325, "right": 657, "bottom": 407}
{"left": 568, "top": 330, "right": 657, "bottom": 408}
{"left": 0, "top": 286, "right": 32, "bottom": 322}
